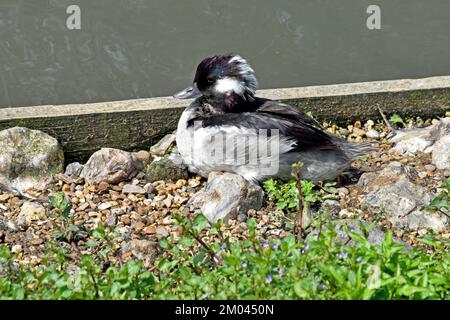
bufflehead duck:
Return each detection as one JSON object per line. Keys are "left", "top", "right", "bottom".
{"left": 174, "top": 54, "right": 375, "bottom": 183}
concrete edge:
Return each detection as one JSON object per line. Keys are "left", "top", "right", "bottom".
{"left": 1, "top": 75, "right": 450, "bottom": 120}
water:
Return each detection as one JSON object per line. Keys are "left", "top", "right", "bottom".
{"left": 0, "top": 0, "right": 449, "bottom": 108}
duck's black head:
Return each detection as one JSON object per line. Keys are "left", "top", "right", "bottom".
{"left": 174, "top": 54, "right": 258, "bottom": 111}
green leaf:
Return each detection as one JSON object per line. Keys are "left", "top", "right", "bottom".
{"left": 178, "top": 236, "right": 194, "bottom": 248}
{"left": 367, "top": 264, "right": 381, "bottom": 290}
{"left": 159, "top": 239, "right": 170, "bottom": 249}
{"left": 85, "top": 240, "right": 98, "bottom": 248}
{"left": 389, "top": 114, "right": 406, "bottom": 127}
{"left": 192, "top": 214, "right": 210, "bottom": 234}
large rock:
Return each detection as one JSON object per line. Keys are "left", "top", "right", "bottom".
{"left": 431, "top": 117, "right": 450, "bottom": 170}
{"left": 389, "top": 117, "right": 450, "bottom": 158}
{"left": 145, "top": 147, "right": 189, "bottom": 182}
{"left": 359, "top": 163, "right": 448, "bottom": 232}
{"left": 0, "top": 127, "right": 64, "bottom": 192}
{"left": 357, "top": 161, "right": 408, "bottom": 193}
{"left": 389, "top": 127, "right": 436, "bottom": 155}
{"left": 80, "top": 148, "right": 150, "bottom": 184}
{"left": 64, "top": 162, "right": 84, "bottom": 178}
{"left": 432, "top": 136, "right": 450, "bottom": 170}
{"left": 189, "top": 172, "right": 264, "bottom": 224}
{"left": 16, "top": 201, "right": 46, "bottom": 227}
{"left": 149, "top": 132, "right": 176, "bottom": 156}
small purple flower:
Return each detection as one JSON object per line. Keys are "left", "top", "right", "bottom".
{"left": 241, "top": 262, "right": 247, "bottom": 268}
{"left": 265, "top": 275, "right": 273, "bottom": 283}
{"left": 356, "top": 256, "right": 362, "bottom": 263}
{"left": 319, "top": 283, "right": 327, "bottom": 290}
{"left": 220, "top": 243, "right": 227, "bottom": 250}
{"left": 272, "top": 243, "right": 279, "bottom": 250}
{"left": 349, "top": 226, "right": 356, "bottom": 232}
{"left": 262, "top": 241, "right": 269, "bottom": 249}
{"left": 338, "top": 251, "right": 348, "bottom": 259}
{"left": 202, "top": 293, "right": 209, "bottom": 299}
{"left": 278, "top": 267, "right": 285, "bottom": 276}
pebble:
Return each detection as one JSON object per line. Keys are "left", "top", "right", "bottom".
{"left": 365, "top": 120, "right": 375, "bottom": 129}
{"left": 418, "top": 172, "right": 427, "bottom": 179}
{"left": 366, "top": 129, "right": 380, "bottom": 139}
{"left": 11, "top": 244, "right": 22, "bottom": 253}
{"left": 144, "top": 226, "right": 156, "bottom": 235}
{"left": 98, "top": 181, "right": 110, "bottom": 192}
{"left": 120, "top": 215, "right": 131, "bottom": 225}
{"left": 144, "top": 183, "right": 155, "bottom": 194}
{"left": 122, "top": 184, "right": 146, "bottom": 194}
{"left": 338, "top": 209, "right": 352, "bottom": 219}
{"left": 337, "top": 187, "right": 349, "bottom": 196}
{"left": 111, "top": 207, "right": 125, "bottom": 216}
{"left": 352, "top": 128, "right": 366, "bottom": 136}
{"left": 0, "top": 194, "right": 12, "bottom": 202}
{"left": 424, "top": 164, "right": 436, "bottom": 172}
{"left": 237, "top": 214, "right": 248, "bottom": 222}
{"left": 97, "top": 202, "right": 112, "bottom": 210}
{"left": 31, "top": 238, "right": 44, "bottom": 246}
{"left": 162, "top": 194, "right": 174, "bottom": 208}
{"left": 134, "top": 221, "right": 145, "bottom": 230}
{"left": 105, "top": 212, "right": 117, "bottom": 226}
{"left": 188, "top": 179, "right": 201, "bottom": 188}
{"left": 156, "top": 226, "right": 169, "bottom": 238}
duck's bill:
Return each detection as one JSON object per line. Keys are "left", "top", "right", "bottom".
{"left": 173, "top": 84, "right": 201, "bottom": 99}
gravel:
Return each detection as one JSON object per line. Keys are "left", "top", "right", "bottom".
{"left": 0, "top": 116, "right": 449, "bottom": 267}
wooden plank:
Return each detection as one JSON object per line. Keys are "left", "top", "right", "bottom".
{"left": 1, "top": 76, "right": 449, "bottom": 163}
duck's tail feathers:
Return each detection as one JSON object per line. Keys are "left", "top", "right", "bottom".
{"left": 335, "top": 139, "right": 379, "bottom": 160}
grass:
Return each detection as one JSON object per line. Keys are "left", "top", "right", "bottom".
{"left": 1, "top": 213, "right": 448, "bottom": 300}
{"left": 0, "top": 176, "right": 448, "bottom": 300}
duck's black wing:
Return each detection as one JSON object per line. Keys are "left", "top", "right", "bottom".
{"left": 254, "top": 98, "right": 323, "bottom": 129}
{"left": 200, "top": 106, "right": 339, "bottom": 152}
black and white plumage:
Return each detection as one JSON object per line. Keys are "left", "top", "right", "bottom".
{"left": 174, "top": 54, "right": 375, "bottom": 183}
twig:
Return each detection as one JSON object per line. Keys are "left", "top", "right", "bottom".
{"left": 317, "top": 219, "right": 323, "bottom": 241}
{"left": 292, "top": 162, "right": 304, "bottom": 241}
{"left": 376, "top": 104, "right": 395, "bottom": 133}
{"left": 88, "top": 269, "right": 100, "bottom": 299}
{"left": 188, "top": 230, "right": 224, "bottom": 265}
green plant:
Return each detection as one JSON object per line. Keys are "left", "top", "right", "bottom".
{"left": 263, "top": 179, "right": 337, "bottom": 212}
{"left": 389, "top": 114, "right": 406, "bottom": 128}
{"left": 49, "top": 191, "right": 79, "bottom": 242}
{"left": 49, "top": 191, "right": 71, "bottom": 217}
{"left": 427, "top": 179, "right": 450, "bottom": 217}
{"left": 2, "top": 214, "right": 449, "bottom": 300}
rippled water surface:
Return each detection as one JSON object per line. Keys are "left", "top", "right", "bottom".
{"left": 0, "top": 0, "right": 449, "bottom": 107}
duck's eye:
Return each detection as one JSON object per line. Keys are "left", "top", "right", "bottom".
{"left": 206, "top": 77, "right": 215, "bottom": 84}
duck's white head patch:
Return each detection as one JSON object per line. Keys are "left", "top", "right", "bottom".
{"left": 214, "top": 77, "right": 245, "bottom": 94}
